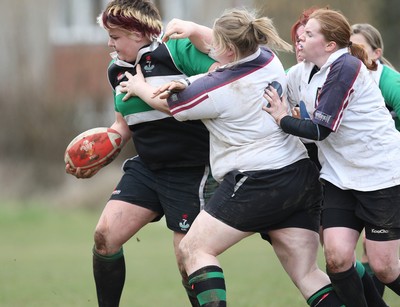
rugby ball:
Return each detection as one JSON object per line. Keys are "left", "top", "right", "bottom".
{"left": 64, "top": 127, "right": 124, "bottom": 171}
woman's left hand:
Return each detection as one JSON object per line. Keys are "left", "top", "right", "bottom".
{"left": 262, "top": 86, "right": 289, "bottom": 125}
{"left": 120, "top": 65, "right": 145, "bottom": 101}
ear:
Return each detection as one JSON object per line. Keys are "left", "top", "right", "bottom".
{"left": 226, "top": 44, "right": 236, "bottom": 58}
{"left": 372, "top": 48, "right": 382, "bottom": 61}
{"left": 131, "top": 31, "right": 145, "bottom": 42}
{"left": 325, "top": 41, "right": 337, "bottom": 52}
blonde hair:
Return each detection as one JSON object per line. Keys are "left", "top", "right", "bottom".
{"left": 97, "top": 0, "right": 162, "bottom": 40}
{"left": 351, "top": 23, "right": 395, "bottom": 69}
{"left": 212, "top": 8, "right": 292, "bottom": 61}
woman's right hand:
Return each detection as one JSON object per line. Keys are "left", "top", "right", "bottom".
{"left": 152, "top": 81, "right": 187, "bottom": 99}
{"left": 162, "top": 18, "right": 196, "bottom": 42}
{"left": 65, "top": 163, "right": 100, "bottom": 179}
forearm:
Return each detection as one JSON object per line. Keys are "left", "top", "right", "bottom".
{"left": 111, "top": 112, "right": 132, "bottom": 144}
{"left": 280, "top": 116, "right": 331, "bottom": 141}
{"left": 187, "top": 22, "right": 213, "bottom": 54}
{"left": 135, "top": 83, "right": 171, "bottom": 114}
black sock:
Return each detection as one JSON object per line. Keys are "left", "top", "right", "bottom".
{"left": 182, "top": 278, "right": 200, "bottom": 307}
{"left": 362, "top": 262, "right": 385, "bottom": 297}
{"left": 307, "top": 284, "right": 345, "bottom": 306}
{"left": 327, "top": 264, "right": 368, "bottom": 307}
{"left": 188, "top": 265, "right": 226, "bottom": 307}
{"left": 385, "top": 273, "right": 400, "bottom": 295}
{"left": 355, "top": 261, "right": 388, "bottom": 307}
{"left": 93, "top": 247, "right": 125, "bottom": 307}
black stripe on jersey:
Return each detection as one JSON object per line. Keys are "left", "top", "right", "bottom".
{"left": 313, "top": 53, "right": 361, "bottom": 130}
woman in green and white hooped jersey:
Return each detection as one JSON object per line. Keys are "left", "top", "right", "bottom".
{"left": 65, "top": 1, "right": 218, "bottom": 306}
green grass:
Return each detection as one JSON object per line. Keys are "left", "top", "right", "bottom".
{"left": 0, "top": 204, "right": 398, "bottom": 306}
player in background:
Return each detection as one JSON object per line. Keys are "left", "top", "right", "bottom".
{"left": 351, "top": 23, "right": 400, "bottom": 129}
{"left": 140, "top": 8, "right": 345, "bottom": 306}
{"left": 65, "top": 0, "right": 218, "bottom": 306}
{"left": 264, "top": 8, "right": 400, "bottom": 307}
{"left": 350, "top": 22, "right": 400, "bottom": 297}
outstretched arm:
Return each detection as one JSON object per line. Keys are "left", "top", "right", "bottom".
{"left": 163, "top": 18, "right": 213, "bottom": 54}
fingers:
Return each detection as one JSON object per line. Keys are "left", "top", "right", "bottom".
{"left": 66, "top": 164, "right": 85, "bottom": 179}
{"left": 152, "top": 87, "right": 171, "bottom": 99}
{"left": 264, "top": 86, "right": 280, "bottom": 106}
{"left": 292, "top": 107, "right": 301, "bottom": 119}
{"left": 66, "top": 164, "right": 99, "bottom": 179}
{"left": 122, "top": 92, "right": 131, "bottom": 102}
{"left": 159, "top": 91, "right": 172, "bottom": 100}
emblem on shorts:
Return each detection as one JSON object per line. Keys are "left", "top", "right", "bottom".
{"left": 111, "top": 189, "right": 121, "bottom": 195}
{"left": 179, "top": 214, "right": 190, "bottom": 231}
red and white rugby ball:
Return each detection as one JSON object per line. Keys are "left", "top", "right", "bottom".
{"left": 64, "top": 127, "right": 124, "bottom": 171}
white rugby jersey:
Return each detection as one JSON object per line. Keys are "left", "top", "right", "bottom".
{"left": 167, "top": 47, "right": 308, "bottom": 182}
{"left": 287, "top": 48, "right": 400, "bottom": 191}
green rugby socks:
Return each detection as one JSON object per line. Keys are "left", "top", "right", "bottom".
{"left": 307, "top": 284, "right": 345, "bottom": 306}
{"left": 189, "top": 265, "right": 226, "bottom": 306}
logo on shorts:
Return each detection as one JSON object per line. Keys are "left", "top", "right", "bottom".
{"left": 111, "top": 189, "right": 121, "bottom": 195}
{"left": 179, "top": 214, "right": 190, "bottom": 232}
{"left": 371, "top": 228, "right": 389, "bottom": 234}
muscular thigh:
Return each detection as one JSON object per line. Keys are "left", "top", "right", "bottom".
{"left": 95, "top": 200, "right": 159, "bottom": 252}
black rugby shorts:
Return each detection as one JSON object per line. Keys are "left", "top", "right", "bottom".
{"left": 109, "top": 156, "right": 218, "bottom": 233}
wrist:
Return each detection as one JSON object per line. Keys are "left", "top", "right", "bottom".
{"left": 176, "top": 78, "right": 191, "bottom": 87}
{"left": 276, "top": 111, "right": 288, "bottom": 125}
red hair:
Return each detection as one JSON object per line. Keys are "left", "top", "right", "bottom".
{"left": 290, "top": 7, "right": 319, "bottom": 45}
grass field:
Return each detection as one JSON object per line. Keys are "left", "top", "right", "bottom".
{"left": 0, "top": 203, "right": 398, "bottom": 306}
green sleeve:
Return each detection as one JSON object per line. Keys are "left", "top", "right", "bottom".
{"left": 379, "top": 66, "right": 400, "bottom": 130}
{"left": 166, "top": 38, "right": 216, "bottom": 76}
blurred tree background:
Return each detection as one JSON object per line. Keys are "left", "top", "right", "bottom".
{"left": 0, "top": 0, "right": 398, "bottom": 208}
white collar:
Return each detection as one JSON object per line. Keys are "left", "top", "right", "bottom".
{"left": 110, "top": 39, "right": 162, "bottom": 68}
{"left": 219, "top": 48, "right": 262, "bottom": 70}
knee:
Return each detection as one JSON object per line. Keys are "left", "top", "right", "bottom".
{"left": 369, "top": 258, "right": 398, "bottom": 283}
{"left": 93, "top": 225, "right": 118, "bottom": 256}
{"left": 324, "top": 246, "right": 354, "bottom": 273}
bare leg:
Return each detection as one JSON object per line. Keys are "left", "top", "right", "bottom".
{"left": 93, "top": 200, "right": 158, "bottom": 307}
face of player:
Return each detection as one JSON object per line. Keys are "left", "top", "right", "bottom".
{"left": 298, "top": 18, "right": 331, "bottom": 67}
{"left": 350, "top": 33, "right": 379, "bottom": 62}
{"left": 295, "top": 25, "right": 305, "bottom": 63}
{"left": 107, "top": 27, "right": 151, "bottom": 63}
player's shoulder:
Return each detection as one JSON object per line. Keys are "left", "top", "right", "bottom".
{"left": 164, "top": 37, "right": 192, "bottom": 51}
{"left": 382, "top": 64, "right": 400, "bottom": 78}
